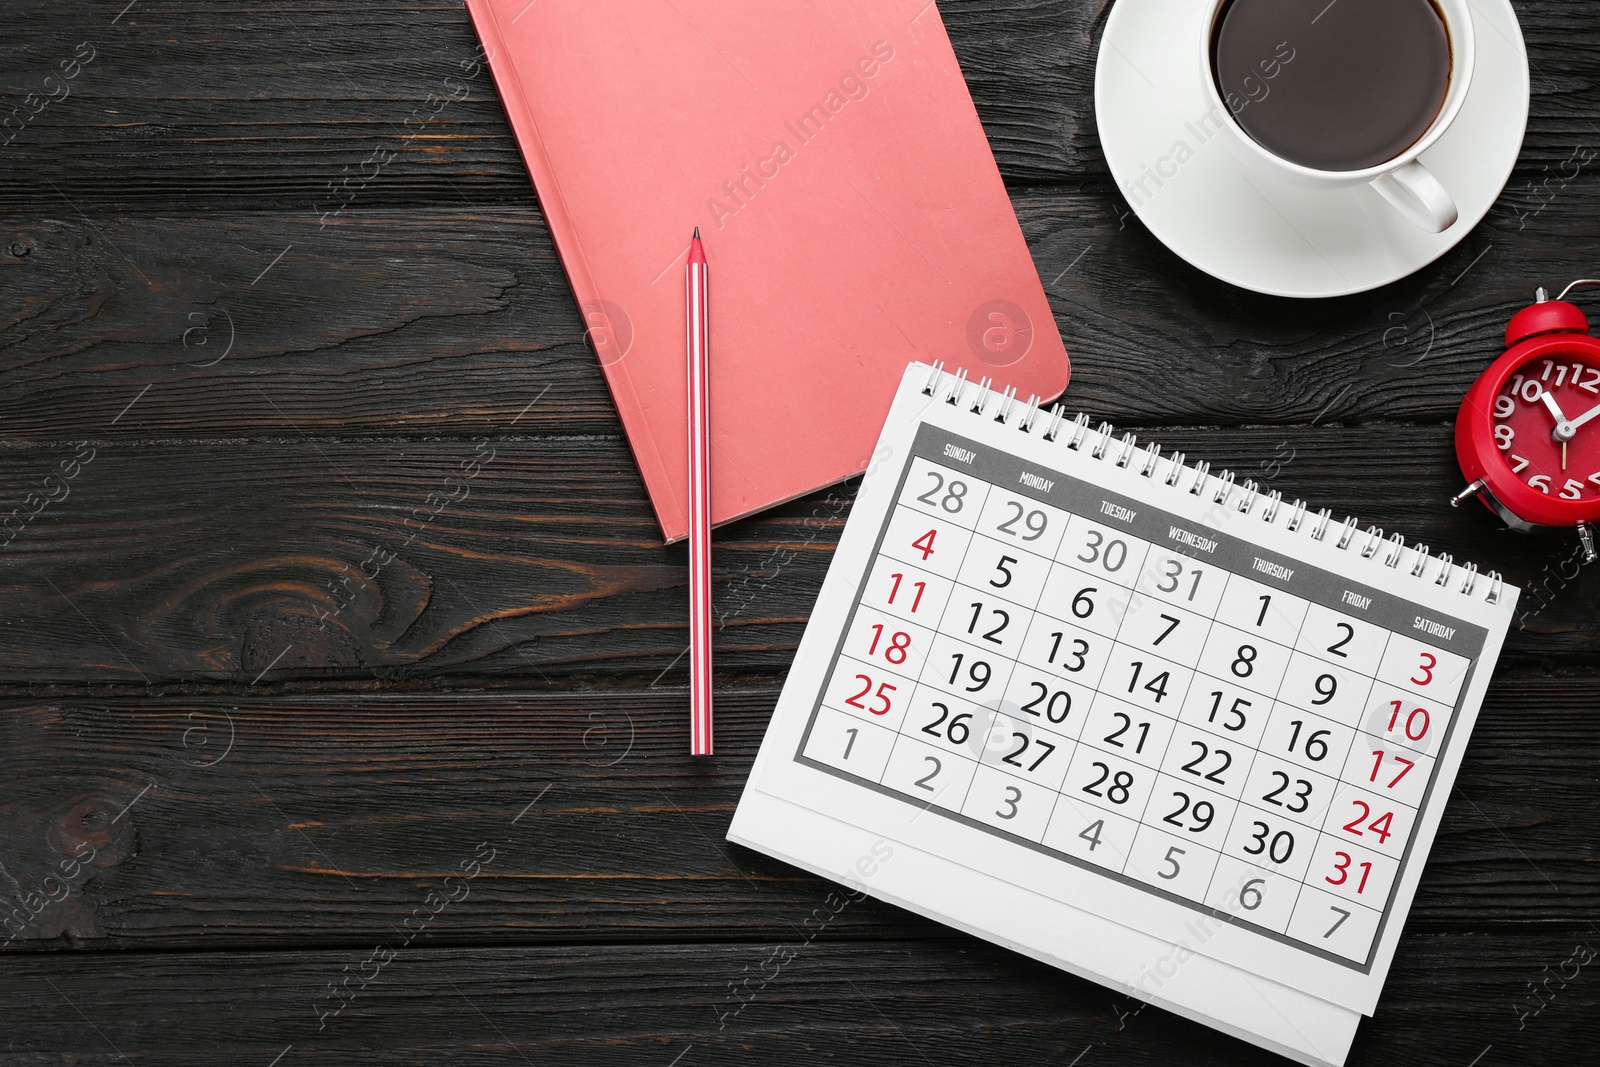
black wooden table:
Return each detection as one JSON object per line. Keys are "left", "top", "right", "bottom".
{"left": 2, "top": 2, "right": 1596, "bottom": 1064}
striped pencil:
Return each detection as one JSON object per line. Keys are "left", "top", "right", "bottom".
{"left": 686, "top": 228, "right": 714, "bottom": 755}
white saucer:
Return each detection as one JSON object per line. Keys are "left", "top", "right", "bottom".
{"left": 1094, "top": 0, "right": 1529, "bottom": 298}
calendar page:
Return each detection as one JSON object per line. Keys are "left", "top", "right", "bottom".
{"left": 733, "top": 363, "right": 1517, "bottom": 1023}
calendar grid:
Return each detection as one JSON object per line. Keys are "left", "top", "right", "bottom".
{"left": 1190, "top": 578, "right": 1296, "bottom": 914}
{"left": 876, "top": 482, "right": 995, "bottom": 822}
{"left": 793, "top": 422, "right": 1493, "bottom": 973}
{"left": 1184, "top": 584, "right": 1380, "bottom": 918}
{"left": 1302, "top": 632, "right": 1389, "bottom": 910}
{"left": 1100, "top": 548, "right": 1217, "bottom": 883}
{"left": 1036, "top": 548, "right": 1156, "bottom": 878}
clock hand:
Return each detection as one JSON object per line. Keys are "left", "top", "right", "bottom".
{"left": 1541, "top": 390, "right": 1570, "bottom": 426}
{"left": 1563, "top": 399, "right": 1600, "bottom": 433}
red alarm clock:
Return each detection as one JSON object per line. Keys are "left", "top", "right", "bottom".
{"left": 1453, "top": 280, "right": 1600, "bottom": 563}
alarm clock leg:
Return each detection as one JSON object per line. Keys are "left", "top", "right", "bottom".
{"left": 1449, "top": 479, "right": 1487, "bottom": 508}
{"left": 1578, "top": 523, "right": 1597, "bottom": 565}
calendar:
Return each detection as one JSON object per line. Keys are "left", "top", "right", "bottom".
{"left": 731, "top": 363, "right": 1518, "bottom": 1067}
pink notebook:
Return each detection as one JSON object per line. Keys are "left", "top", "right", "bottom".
{"left": 466, "top": 0, "right": 1070, "bottom": 542}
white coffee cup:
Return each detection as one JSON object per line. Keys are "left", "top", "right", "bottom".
{"left": 1199, "top": 0, "right": 1475, "bottom": 233}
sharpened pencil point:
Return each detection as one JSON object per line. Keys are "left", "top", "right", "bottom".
{"left": 685, "top": 224, "right": 711, "bottom": 754}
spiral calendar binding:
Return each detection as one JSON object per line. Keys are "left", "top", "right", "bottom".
{"left": 920, "top": 361, "right": 1505, "bottom": 605}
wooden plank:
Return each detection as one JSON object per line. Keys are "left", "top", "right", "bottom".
{"left": 0, "top": 933, "right": 1594, "bottom": 1064}
{"left": 3, "top": 197, "right": 1599, "bottom": 444}
{"left": 0, "top": 426, "right": 1589, "bottom": 686}
{"left": 2, "top": 0, "right": 1595, "bottom": 204}
{"left": 0, "top": 209, "right": 600, "bottom": 440}
{"left": 2, "top": 683, "right": 1594, "bottom": 951}
{"left": 0, "top": 5, "right": 1593, "bottom": 1064}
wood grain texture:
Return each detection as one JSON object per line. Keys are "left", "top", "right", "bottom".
{"left": 3, "top": 0, "right": 1599, "bottom": 203}
{"left": 2, "top": 934, "right": 1596, "bottom": 1065}
{"left": 0, "top": 684, "right": 1595, "bottom": 952}
{"left": 0, "top": 427, "right": 1591, "bottom": 688}
{"left": 8, "top": 196, "right": 1600, "bottom": 440}
{"left": 2, "top": 0, "right": 1598, "bottom": 1063}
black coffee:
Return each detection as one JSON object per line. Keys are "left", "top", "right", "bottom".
{"left": 1212, "top": 0, "right": 1450, "bottom": 171}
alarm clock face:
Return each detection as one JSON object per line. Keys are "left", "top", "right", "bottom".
{"left": 1490, "top": 355, "right": 1600, "bottom": 501}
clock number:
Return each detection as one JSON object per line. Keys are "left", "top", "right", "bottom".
{"left": 1581, "top": 367, "right": 1600, "bottom": 393}
{"left": 1518, "top": 378, "right": 1544, "bottom": 404}
{"left": 1493, "top": 395, "right": 1515, "bottom": 418}
{"left": 1529, "top": 474, "right": 1552, "bottom": 493}
{"left": 1562, "top": 478, "right": 1585, "bottom": 500}
{"left": 915, "top": 472, "right": 967, "bottom": 512}
{"left": 1536, "top": 361, "right": 1574, "bottom": 390}
{"left": 997, "top": 501, "right": 1047, "bottom": 541}
{"left": 1508, "top": 454, "right": 1530, "bottom": 474}
{"left": 1493, "top": 424, "right": 1513, "bottom": 450}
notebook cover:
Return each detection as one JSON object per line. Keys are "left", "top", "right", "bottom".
{"left": 465, "top": 0, "right": 1070, "bottom": 542}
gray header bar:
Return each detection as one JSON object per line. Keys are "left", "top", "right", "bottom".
{"left": 915, "top": 423, "right": 1487, "bottom": 656}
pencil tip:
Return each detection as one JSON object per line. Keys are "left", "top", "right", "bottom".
{"left": 693, "top": 227, "right": 701, "bottom": 240}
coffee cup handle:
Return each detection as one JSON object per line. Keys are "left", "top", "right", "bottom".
{"left": 1371, "top": 161, "right": 1459, "bottom": 233}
